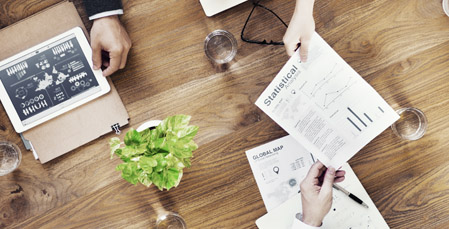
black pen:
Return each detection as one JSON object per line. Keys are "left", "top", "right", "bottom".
{"left": 333, "top": 184, "right": 369, "bottom": 208}
{"left": 294, "top": 42, "right": 301, "bottom": 52}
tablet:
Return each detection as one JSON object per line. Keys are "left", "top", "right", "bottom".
{"left": 0, "top": 27, "right": 110, "bottom": 133}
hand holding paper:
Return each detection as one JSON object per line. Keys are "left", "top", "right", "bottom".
{"left": 256, "top": 32, "right": 399, "bottom": 168}
{"left": 283, "top": 0, "right": 315, "bottom": 61}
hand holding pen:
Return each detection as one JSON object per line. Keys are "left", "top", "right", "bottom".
{"left": 299, "top": 161, "right": 346, "bottom": 227}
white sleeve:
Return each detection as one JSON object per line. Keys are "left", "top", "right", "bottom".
{"left": 89, "top": 9, "right": 124, "bottom": 20}
{"left": 291, "top": 214, "right": 322, "bottom": 229}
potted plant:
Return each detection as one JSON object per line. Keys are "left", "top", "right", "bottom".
{"left": 109, "top": 115, "right": 199, "bottom": 190}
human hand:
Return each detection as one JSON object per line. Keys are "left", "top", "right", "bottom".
{"left": 90, "top": 15, "right": 132, "bottom": 77}
{"left": 283, "top": 0, "right": 315, "bottom": 62}
{"left": 300, "top": 161, "right": 345, "bottom": 226}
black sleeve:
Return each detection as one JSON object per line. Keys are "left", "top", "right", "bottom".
{"left": 82, "top": 0, "right": 123, "bottom": 17}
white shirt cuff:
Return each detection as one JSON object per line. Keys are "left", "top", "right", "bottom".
{"left": 89, "top": 9, "right": 124, "bottom": 20}
{"left": 291, "top": 216, "right": 321, "bottom": 229}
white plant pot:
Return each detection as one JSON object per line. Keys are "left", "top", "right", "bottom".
{"left": 136, "top": 120, "right": 162, "bottom": 132}
{"left": 444, "top": 0, "right": 449, "bottom": 17}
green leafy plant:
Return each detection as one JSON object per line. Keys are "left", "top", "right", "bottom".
{"left": 109, "top": 115, "right": 199, "bottom": 191}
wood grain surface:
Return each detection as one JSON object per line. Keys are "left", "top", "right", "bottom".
{"left": 1, "top": 0, "right": 449, "bottom": 228}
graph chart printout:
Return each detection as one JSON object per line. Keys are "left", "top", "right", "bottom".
{"left": 245, "top": 135, "right": 315, "bottom": 211}
{"left": 255, "top": 33, "right": 399, "bottom": 168}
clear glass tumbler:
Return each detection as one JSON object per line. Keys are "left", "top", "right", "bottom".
{"left": 391, "top": 107, "right": 427, "bottom": 141}
{"left": 204, "top": 30, "right": 238, "bottom": 64}
{"left": 156, "top": 211, "right": 187, "bottom": 229}
{"left": 0, "top": 141, "right": 22, "bottom": 176}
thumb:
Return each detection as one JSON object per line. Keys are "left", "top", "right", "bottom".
{"left": 320, "top": 167, "right": 335, "bottom": 196}
{"left": 299, "top": 40, "right": 310, "bottom": 62}
{"left": 91, "top": 40, "right": 102, "bottom": 70}
{"left": 285, "top": 42, "right": 297, "bottom": 57}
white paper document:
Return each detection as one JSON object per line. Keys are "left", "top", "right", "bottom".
{"left": 255, "top": 161, "right": 389, "bottom": 229}
{"left": 245, "top": 135, "right": 315, "bottom": 211}
{"left": 246, "top": 135, "right": 389, "bottom": 228}
{"left": 255, "top": 33, "right": 399, "bottom": 168}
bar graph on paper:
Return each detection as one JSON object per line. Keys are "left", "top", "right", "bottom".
{"left": 344, "top": 105, "right": 387, "bottom": 137}
{"left": 295, "top": 58, "right": 392, "bottom": 137}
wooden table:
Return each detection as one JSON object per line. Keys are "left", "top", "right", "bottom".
{"left": 1, "top": 0, "right": 449, "bottom": 228}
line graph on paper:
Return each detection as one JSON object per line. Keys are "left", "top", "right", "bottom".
{"left": 308, "top": 64, "right": 339, "bottom": 97}
{"left": 302, "top": 63, "right": 357, "bottom": 110}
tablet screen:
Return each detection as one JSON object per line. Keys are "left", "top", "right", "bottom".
{"left": 0, "top": 33, "right": 100, "bottom": 126}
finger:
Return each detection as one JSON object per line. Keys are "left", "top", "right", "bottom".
{"left": 102, "top": 52, "right": 121, "bottom": 77}
{"left": 304, "top": 161, "right": 326, "bottom": 182}
{"left": 299, "top": 39, "right": 310, "bottom": 62}
{"left": 284, "top": 40, "right": 299, "bottom": 57}
{"left": 91, "top": 40, "right": 102, "bottom": 70}
{"left": 285, "top": 44, "right": 294, "bottom": 56}
{"left": 102, "top": 59, "right": 109, "bottom": 67}
{"left": 335, "top": 170, "right": 346, "bottom": 177}
{"left": 334, "top": 176, "right": 345, "bottom": 183}
{"left": 119, "top": 45, "right": 130, "bottom": 69}
{"left": 320, "top": 167, "right": 336, "bottom": 196}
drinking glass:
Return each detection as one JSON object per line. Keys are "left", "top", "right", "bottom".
{"left": 204, "top": 30, "right": 237, "bottom": 64}
{"left": 156, "top": 211, "right": 187, "bottom": 229}
{"left": 0, "top": 141, "right": 22, "bottom": 176}
{"left": 391, "top": 107, "right": 427, "bottom": 140}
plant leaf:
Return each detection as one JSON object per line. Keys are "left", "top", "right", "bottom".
{"left": 158, "top": 115, "right": 191, "bottom": 133}
{"left": 165, "top": 153, "right": 185, "bottom": 170}
{"left": 168, "top": 138, "right": 197, "bottom": 159}
{"left": 139, "top": 156, "right": 157, "bottom": 172}
{"left": 114, "top": 149, "right": 132, "bottom": 162}
{"left": 153, "top": 154, "right": 168, "bottom": 172}
{"left": 124, "top": 128, "right": 142, "bottom": 146}
{"left": 164, "top": 168, "right": 180, "bottom": 190}
{"left": 150, "top": 128, "right": 162, "bottom": 141}
{"left": 151, "top": 172, "right": 164, "bottom": 191}
{"left": 138, "top": 173, "right": 152, "bottom": 187}
{"left": 176, "top": 125, "right": 199, "bottom": 140}
{"left": 140, "top": 128, "right": 152, "bottom": 142}
{"left": 121, "top": 144, "right": 147, "bottom": 158}
{"left": 181, "top": 158, "right": 191, "bottom": 168}
{"left": 109, "top": 137, "right": 122, "bottom": 159}
{"left": 147, "top": 137, "right": 166, "bottom": 151}
{"left": 116, "top": 162, "right": 140, "bottom": 185}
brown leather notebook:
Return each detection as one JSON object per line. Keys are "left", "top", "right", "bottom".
{"left": 0, "top": 1, "right": 129, "bottom": 163}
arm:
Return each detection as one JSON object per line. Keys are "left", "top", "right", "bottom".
{"left": 83, "top": 0, "right": 124, "bottom": 19}
{"left": 292, "top": 161, "right": 345, "bottom": 228}
{"left": 82, "top": 0, "right": 132, "bottom": 77}
{"left": 283, "top": 0, "right": 315, "bottom": 62}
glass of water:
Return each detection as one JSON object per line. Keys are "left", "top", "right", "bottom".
{"left": 391, "top": 107, "right": 427, "bottom": 141}
{"left": 0, "top": 141, "right": 22, "bottom": 176}
{"left": 156, "top": 211, "right": 187, "bottom": 229}
{"left": 204, "top": 30, "right": 238, "bottom": 64}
